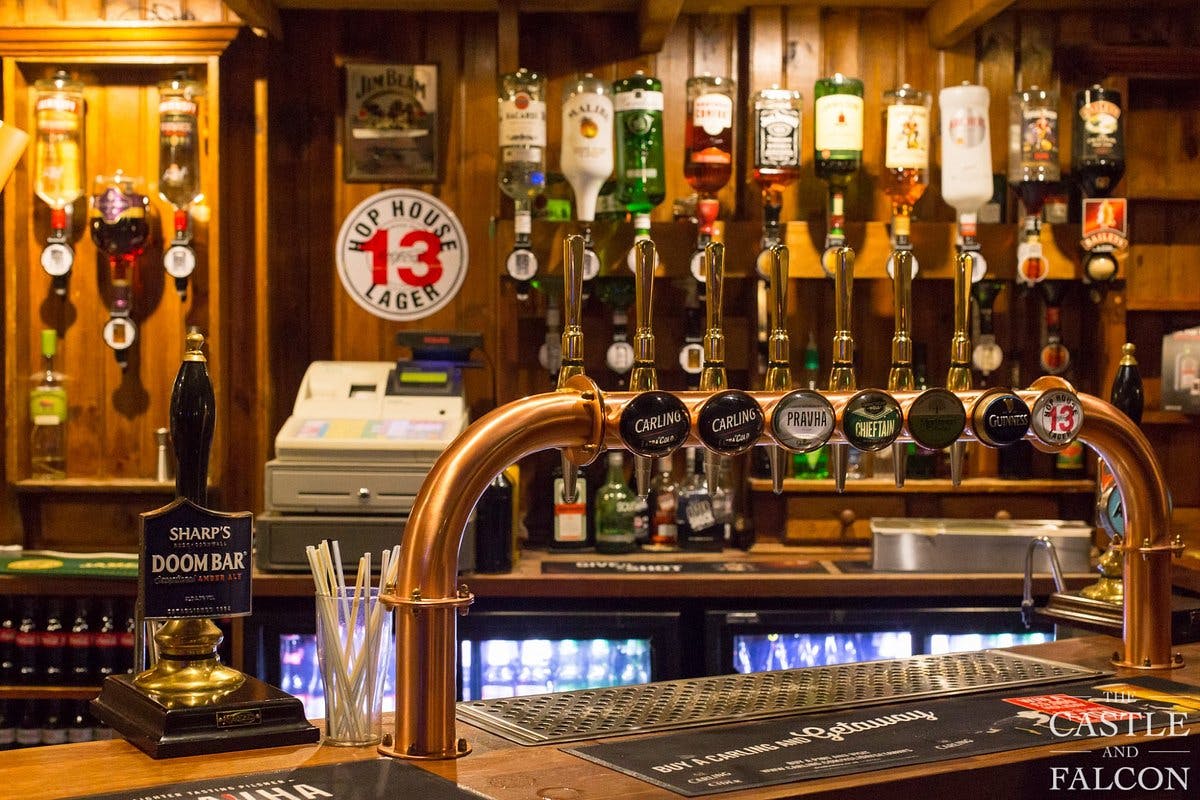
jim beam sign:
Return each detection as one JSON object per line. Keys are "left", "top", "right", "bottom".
{"left": 336, "top": 189, "right": 469, "bottom": 322}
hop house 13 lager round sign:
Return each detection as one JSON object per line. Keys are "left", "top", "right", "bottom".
{"left": 336, "top": 188, "right": 469, "bottom": 321}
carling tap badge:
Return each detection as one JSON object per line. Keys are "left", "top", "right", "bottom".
{"left": 336, "top": 188, "right": 469, "bottom": 321}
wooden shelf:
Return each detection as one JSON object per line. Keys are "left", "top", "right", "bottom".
{"left": 748, "top": 477, "right": 1096, "bottom": 494}
{"left": 0, "top": 684, "right": 100, "bottom": 700}
{"left": 1142, "top": 410, "right": 1197, "bottom": 425}
{"left": 1125, "top": 297, "right": 1200, "bottom": 312}
{"left": 12, "top": 478, "right": 179, "bottom": 495}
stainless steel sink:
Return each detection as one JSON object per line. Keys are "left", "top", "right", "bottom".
{"left": 870, "top": 518, "right": 1093, "bottom": 573}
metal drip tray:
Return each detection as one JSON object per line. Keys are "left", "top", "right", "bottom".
{"left": 456, "top": 650, "right": 1105, "bottom": 746}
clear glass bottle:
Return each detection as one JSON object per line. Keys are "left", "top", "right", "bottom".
{"left": 158, "top": 72, "right": 203, "bottom": 210}
{"left": 684, "top": 74, "right": 736, "bottom": 197}
{"left": 498, "top": 68, "right": 547, "bottom": 205}
{"left": 676, "top": 448, "right": 721, "bottom": 551}
{"left": 752, "top": 85, "right": 803, "bottom": 256}
{"left": 33, "top": 70, "right": 84, "bottom": 211}
{"left": 29, "top": 329, "right": 67, "bottom": 479}
{"left": 1008, "top": 86, "right": 1061, "bottom": 217}
{"left": 595, "top": 451, "right": 638, "bottom": 554}
{"left": 882, "top": 84, "right": 931, "bottom": 242}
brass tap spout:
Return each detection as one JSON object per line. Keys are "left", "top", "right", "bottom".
{"left": 946, "top": 252, "right": 974, "bottom": 485}
{"left": 763, "top": 244, "right": 793, "bottom": 494}
{"left": 557, "top": 235, "right": 589, "bottom": 503}
{"left": 700, "top": 241, "right": 728, "bottom": 488}
{"left": 380, "top": 377, "right": 1175, "bottom": 761}
{"left": 827, "top": 246, "right": 857, "bottom": 492}
{"left": 628, "top": 239, "right": 658, "bottom": 497}
{"left": 886, "top": 249, "right": 915, "bottom": 488}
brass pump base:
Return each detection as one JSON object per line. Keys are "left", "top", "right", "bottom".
{"left": 133, "top": 618, "right": 245, "bottom": 706}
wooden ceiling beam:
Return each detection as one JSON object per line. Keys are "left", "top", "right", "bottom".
{"left": 638, "top": 0, "right": 683, "bottom": 54}
{"left": 926, "top": 0, "right": 1013, "bottom": 49}
{"left": 222, "top": 0, "right": 283, "bottom": 39}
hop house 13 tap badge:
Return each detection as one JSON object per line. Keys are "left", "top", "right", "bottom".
{"left": 336, "top": 188, "right": 469, "bottom": 322}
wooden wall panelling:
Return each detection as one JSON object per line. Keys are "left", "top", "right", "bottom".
{"left": 746, "top": 6, "right": 784, "bottom": 229}
{"left": 858, "top": 8, "right": 904, "bottom": 225}
{"left": 976, "top": 13, "right": 1014, "bottom": 195}
{"left": 1126, "top": 79, "right": 1200, "bottom": 200}
{"left": 656, "top": 16, "right": 689, "bottom": 227}
{"left": 783, "top": 6, "right": 822, "bottom": 227}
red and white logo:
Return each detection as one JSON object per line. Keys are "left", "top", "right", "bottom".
{"left": 336, "top": 189, "right": 468, "bottom": 321}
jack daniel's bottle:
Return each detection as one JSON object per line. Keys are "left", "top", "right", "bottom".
{"left": 676, "top": 448, "right": 722, "bottom": 551}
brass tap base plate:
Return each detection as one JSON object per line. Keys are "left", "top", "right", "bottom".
{"left": 90, "top": 673, "right": 319, "bottom": 759}
{"left": 377, "top": 740, "right": 472, "bottom": 760}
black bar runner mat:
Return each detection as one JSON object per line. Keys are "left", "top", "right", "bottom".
{"left": 567, "top": 676, "right": 1200, "bottom": 796}
{"left": 541, "top": 558, "right": 821, "bottom": 575}
{"left": 69, "top": 757, "right": 485, "bottom": 800}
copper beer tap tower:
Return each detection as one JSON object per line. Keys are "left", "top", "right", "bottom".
{"left": 377, "top": 238, "right": 1181, "bottom": 761}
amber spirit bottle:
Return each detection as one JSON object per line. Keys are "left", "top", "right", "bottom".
{"left": 684, "top": 74, "right": 736, "bottom": 196}
{"left": 882, "top": 84, "right": 931, "bottom": 249}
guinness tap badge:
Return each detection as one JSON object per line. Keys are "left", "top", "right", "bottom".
{"left": 697, "top": 390, "right": 764, "bottom": 455}
{"left": 619, "top": 391, "right": 691, "bottom": 457}
{"left": 843, "top": 390, "right": 903, "bottom": 452}
{"left": 973, "top": 389, "right": 1032, "bottom": 447}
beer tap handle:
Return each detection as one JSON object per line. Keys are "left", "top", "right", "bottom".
{"left": 629, "top": 239, "right": 658, "bottom": 498}
{"left": 700, "top": 241, "right": 728, "bottom": 490}
{"left": 557, "top": 234, "right": 587, "bottom": 504}
{"left": 170, "top": 331, "right": 215, "bottom": 507}
{"left": 947, "top": 252, "right": 974, "bottom": 485}
{"left": 763, "top": 244, "right": 793, "bottom": 494}
{"left": 827, "top": 247, "right": 857, "bottom": 492}
{"left": 886, "top": 250, "right": 915, "bottom": 488}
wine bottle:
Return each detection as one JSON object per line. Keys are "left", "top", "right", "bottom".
{"left": 595, "top": 451, "right": 638, "bottom": 554}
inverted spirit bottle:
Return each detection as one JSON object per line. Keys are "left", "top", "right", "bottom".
{"left": 89, "top": 172, "right": 150, "bottom": 369}
{"left": 752, "top": 85, "right": 802, "bottom": 269}
{"left": 158, "top": 72, "right": 204, "bottom": 300}
{"left": 814, "top": 73, "right": 863, "bottom": 274}
{"left": 1073, "top": 85, "right": 1126, "bottom": 289}
{"left": 614, "top": 71, "right": 665, "bottom": 271}
{"left": 939, "top": 83, "right": 993, "bottom": 283}
{"left": 499, "top": 68, "right": 547, "bottom": 300}
{"left": 684, "top": 74, "right": 735, "bottom": 286}
{"left": 882, "top": 84, "right": 930, "bottom": 279}
{"left": 1008, "top": 86, "right": 1060, "bottom": 287}
{"left": 561, "top": 74, "right": 613, "bottom": 285}
{"left": 33, "top": 70, "right": 85, "bottom": 295}
{"left": 29, "top": 329, "right": 67, "bottom": 479}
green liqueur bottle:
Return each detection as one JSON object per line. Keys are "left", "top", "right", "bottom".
{"left": 29, "top": 329, "right": 67, "bottom": 479}
{"left": 595, "top": 450, "right": 638, "bottom": 554}
{"left": 614, "top": 71, "right": 666, "bottom": 247}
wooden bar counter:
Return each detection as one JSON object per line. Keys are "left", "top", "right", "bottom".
{"left": 4, "top": 636, "right": 1199, "bottom": 799}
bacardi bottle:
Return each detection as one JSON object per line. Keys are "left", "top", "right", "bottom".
{"left": 882, "top": 84, "right": 930, "bottom": 277}
{"left": 614, "top": 71, "right": 665, "bottom": 270}
{"left": 939, "top": 83, "right": 993, "bottom": 282}
{"left": 814, "top": 73, "right": 863, "bottom": 271}
{"left": 561, "top": 74, "right": 613, "bottom": 283}
{"left": 499, "top": 69, "right": 547, "bottom": 299}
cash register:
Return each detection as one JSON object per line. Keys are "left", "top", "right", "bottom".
{"left": 256, "top": 331, "right": 481, "bottom": 572}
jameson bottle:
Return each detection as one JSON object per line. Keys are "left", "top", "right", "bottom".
{"left": 29, "top": 329, "right": 67, "bottom": 479}
{"left": 684, "top": 74, "right": 736, "bottom": 196}
{"left": 814, "top": 73, "right": 864, "bottom": 187}
{"left": 614, "top": 71, "right": 665, "bottom": 243}
{"left": 1073, "top": 85, "right": 1124, "bottom": 198}
{"left": 814, "top": 73, "right": 863, "bottom": 262}
{"left": 595, "top": 451, "right": 638, "bottom": 554}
